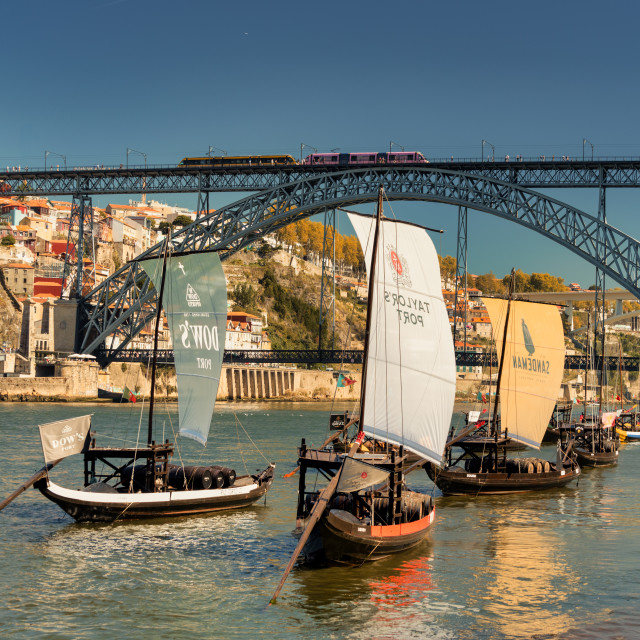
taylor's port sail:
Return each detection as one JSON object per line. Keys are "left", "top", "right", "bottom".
{"left": 483, "top": 298, "right": 565, "bottom": 449}
{"left": 347, "top": 213, "right": 456, "bottom": 464}
{"left": 141, "top": 251, "right": 227, "bottom": 445}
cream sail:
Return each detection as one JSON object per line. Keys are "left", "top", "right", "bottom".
{"left": 347, "top": 213, "right": 456, "bottom": 464}
{"left": 483, "top": 298, "right": 565, "bottom": 448}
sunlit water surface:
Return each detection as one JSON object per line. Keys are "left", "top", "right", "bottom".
{"left": 0, "top": 402, "right": 638, "bottom": 639}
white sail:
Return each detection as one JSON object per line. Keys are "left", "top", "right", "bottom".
{"left": 348, "top": 212, "right": 456, "bottom": 465}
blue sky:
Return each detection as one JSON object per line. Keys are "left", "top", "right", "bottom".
{"left": 3, "top": 0, "right": 640, "bottom": 287}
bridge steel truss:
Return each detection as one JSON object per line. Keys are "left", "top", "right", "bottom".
{"left": 79, "top": 166, "right": 640, "bottom": 360}
{"left": 5, "top": 158, "right": 640, "bottom": 197}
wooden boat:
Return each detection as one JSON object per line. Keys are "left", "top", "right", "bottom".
{"left": 426, "top": 270, "right": 580, "bottom": 495}
{"left": 572, "top": 422, "right": 619, "bottom": 466}
{"left": 27, "top": 242, "right": 275, "bottom": 522}
{"left": 615, "top": 409, "right": 640, "bottom": 442}
{"left": 270, "top": 186, "right": 456, "bottom": 600}
{"left": 296, "top": 444, "right": 435, "bottom": 564}
{"left": 564, "top": 314, "right": 619, "bottom": 467}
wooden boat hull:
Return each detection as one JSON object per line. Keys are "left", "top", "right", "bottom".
{"left": 34, "top": 466, "right": 275, "bottom": 523}
{"left": 303, "top": 492, "right": 435, "bottom": 565}
{"left": 425, "top": 462, "right": 580, "bottom": 495}
{"left": 574, "top": 446, "right": 619, "bottom": 467}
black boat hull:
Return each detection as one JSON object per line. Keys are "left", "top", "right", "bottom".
{"left": 35, "top": 466, "right": 275, "bottom": 522}
{"left": 574, "top": 447, "right": 619, "bottom": 467}
{"left": 425, "top": 462, "right": 580, "bottom": 495}
{"left": 302, "top": 492, "right": 435, "bottom": 565}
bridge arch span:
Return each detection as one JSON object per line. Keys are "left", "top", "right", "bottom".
{"left": 81, "top": 167, "right": 640, "bottom": 356}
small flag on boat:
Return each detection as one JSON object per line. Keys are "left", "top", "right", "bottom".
{"left": 336, "top": 457, "right": 390, "bottom": 493}
{"left": 337, "top": 373, "right": 356, "bottom": 387}
{"left": 123, "top": 385, "right": 137, "bottom": 403}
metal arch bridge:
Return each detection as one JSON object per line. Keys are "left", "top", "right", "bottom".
{"left": 79, "top": 165, "right": 640, "bottom": 360}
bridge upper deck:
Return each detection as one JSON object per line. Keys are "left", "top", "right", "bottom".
{"left": 2, "top": 157, "right": 640, "bottom": 196}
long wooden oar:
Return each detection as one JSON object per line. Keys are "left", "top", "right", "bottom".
{"left": 269, "top": 437, "right": 362, "bottom": 605}
{"left": 0, "top": 460, "right": 61, "bottom": 512}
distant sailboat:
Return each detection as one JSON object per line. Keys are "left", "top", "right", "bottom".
{"left": 7, "top": 242, "right": 275, "bottom": 522}
{"left": 427, "top": 270, "right": 581, "bottom": 494}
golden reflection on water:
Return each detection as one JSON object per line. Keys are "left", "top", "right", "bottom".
{"left": 481, "top": 524, "right": 573, "bottom": 638}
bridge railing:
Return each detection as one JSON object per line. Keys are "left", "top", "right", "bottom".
{"left": 97, "top": 348, "right": 640, "bottom": 371}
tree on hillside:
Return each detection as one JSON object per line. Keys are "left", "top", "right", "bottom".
{"left": 504, "top": 269, "right": 530, "bottom": 292}
{"left": 342, "top": 235, "right": 363, "bottom": 272}
{"left": 1, "top": 235, "right": 15, "bottom": 246}
{"left": 172, "top": 214, "right": 193, "bottom": 227}
{"left": 295, "top": 219, "right": 311, "bottom": 251}
{"left": 305, "top": 222, "right": 324, "bottom": 262}
{"left": 276, "top": 224, "right": 297, "bottom": 252}
{"left": 233, "top": 283, "right": 258, "bottom": 313}
{"left": 528, "top": 272, "right": 566, "bottom": 292}
{"left": 474, "top": 271, "right": 504, "bottom": 294}
{"left": 438, "top": 255, "right": 457, "bottom": 286}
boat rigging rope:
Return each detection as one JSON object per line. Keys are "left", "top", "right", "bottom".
{"left": 232, "top": 412, "right": 273, "bottom": 466}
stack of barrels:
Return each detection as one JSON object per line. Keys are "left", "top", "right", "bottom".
{"left": 167, "top": 464, "right": 236, "bottom": 490}
{"left": 120, "top": 463, "right": 236, "bottom": 491}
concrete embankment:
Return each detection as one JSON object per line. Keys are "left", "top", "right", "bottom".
{"left": 0, "top": 362, "right": 362, "bottom": 402}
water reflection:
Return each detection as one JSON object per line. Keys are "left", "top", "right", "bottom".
{"left": 287, "top": 541, "right": 458, "bottom": 638}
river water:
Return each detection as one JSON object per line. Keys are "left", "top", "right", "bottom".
{"left": 1, "top": 402, "right": 638, "bottom": 640}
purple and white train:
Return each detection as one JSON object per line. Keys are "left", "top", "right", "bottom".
{"left": 301, "top": 151, "right": 429, "bottom": 166}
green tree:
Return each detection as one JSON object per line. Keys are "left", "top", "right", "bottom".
{"left": 233, "top": 283, "right": 257, "bottom": 312}
{"left": 1, "top": 235, "right": 16, "bottom": 246}
{"left": 171, "top": 214, "right": 193, "bottom": 227}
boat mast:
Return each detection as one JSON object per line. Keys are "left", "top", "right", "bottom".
{"left": 583, "top": 313, "right": 590, "bottom": 423}
{"left": 358, "top": 184, "right": 384, "bottom": 434}
{"left": 491, "top": 269, "right": 515, "bottom": 453}
{"left": 147, "top": 237, "right": 170, "bottom": 446}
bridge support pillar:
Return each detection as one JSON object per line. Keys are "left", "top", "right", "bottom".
{"left": 616, "top": 299, "right": 623, "bottom": 316}
{"left": 454, "top": 206, "right": 468, "bottom": 348}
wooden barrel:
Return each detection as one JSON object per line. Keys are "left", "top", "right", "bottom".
{"left": 208, "top": 467, "right": 225, "bottom": 489}
{"left": 211, "top": 465, "right": 236, "bottom": 487}
{"left": 168, "top": 465, "right": 213, "bottom": 490}
{"left": 120, "top": 464, "right": 149, "bottom": 491}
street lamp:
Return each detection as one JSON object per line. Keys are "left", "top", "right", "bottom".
{"left": 300, "top": 142, "right": 318, "bottom": 163}
{"left": 389, "top": 141, "right": 405, "bottom": 153}
{"left": 44, "top": 150, "right": 66, "bottom": 171}
{"left": 583, "top": 138, "right": 594, "bottom": 161}
{"left": 482, "top": 139, "right": 495, "bottom": 162}
{"left": 126, "top": 147, "right": 147, "bottom": 169}
{"left": 208, "top": 146, "right": 227, "bottom": 157}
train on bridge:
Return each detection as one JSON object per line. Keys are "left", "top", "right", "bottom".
{"left": 177, "top": 151, "right": 429, "bottom": 168}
